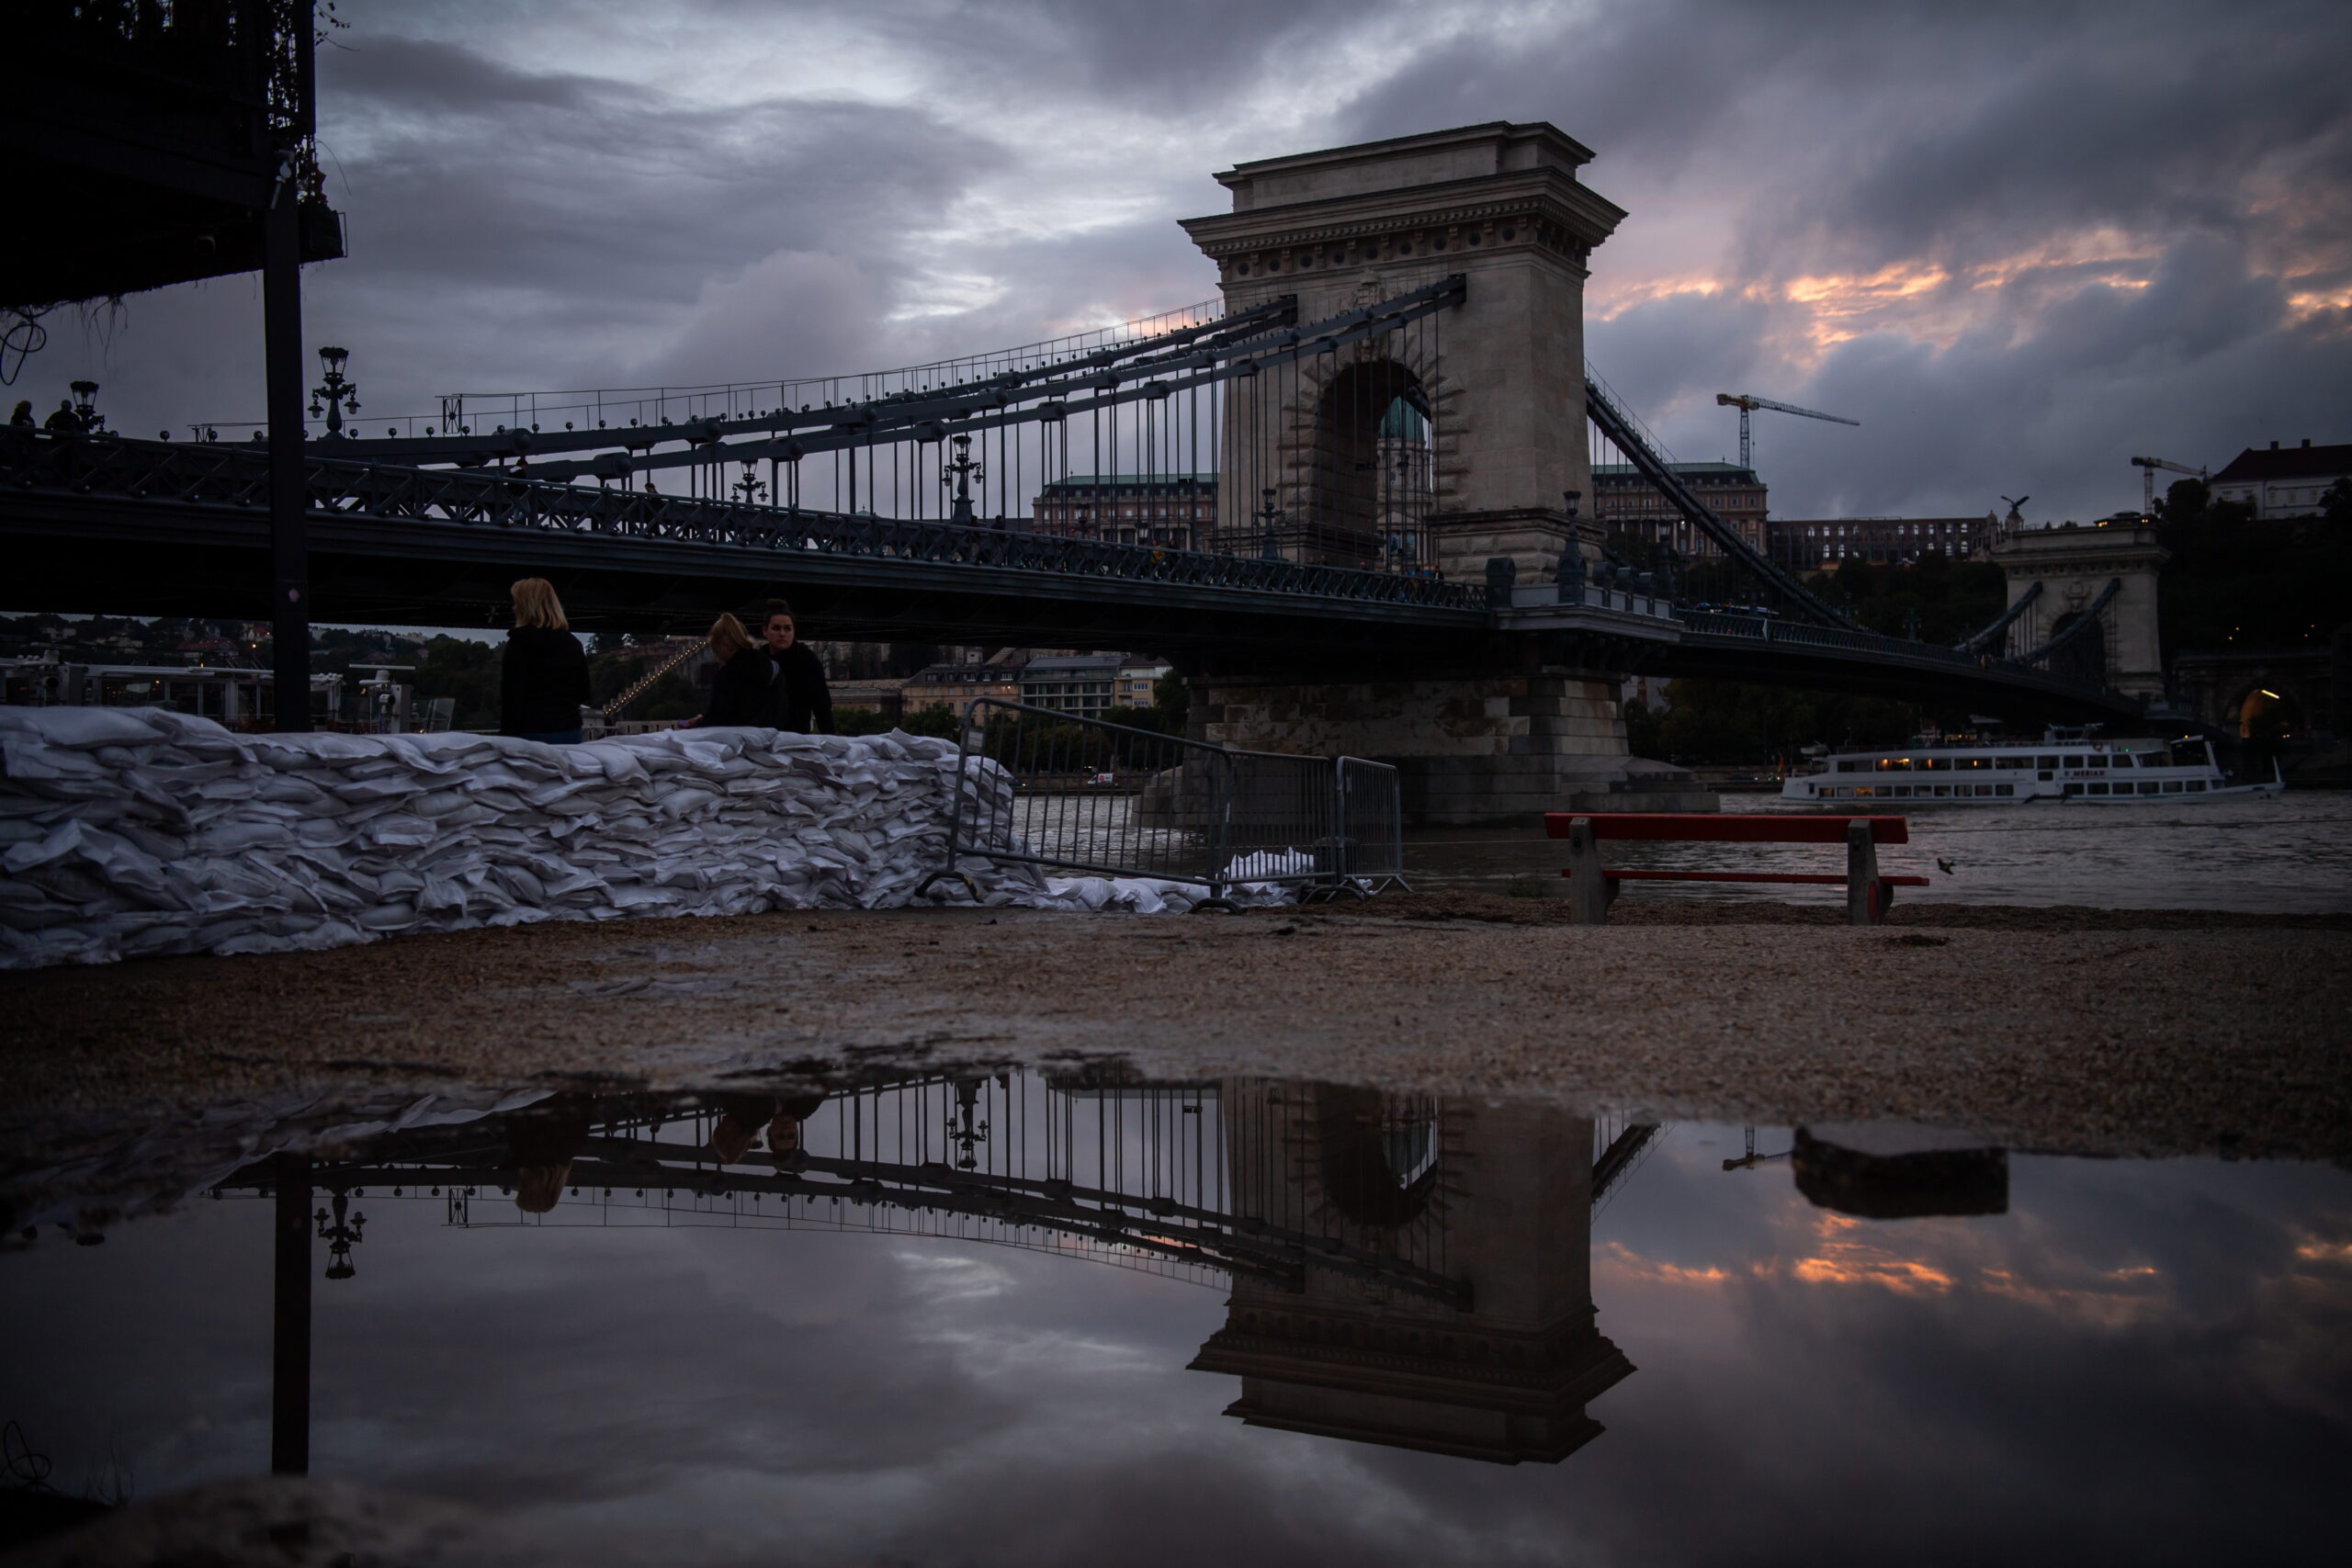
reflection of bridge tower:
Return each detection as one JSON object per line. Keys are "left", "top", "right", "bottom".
{"left": 1986, "top": 519, "right": 2170, "bottom": 700}
{"left": 1189, "top": 1082, "right": 1633, "bottom": 1464}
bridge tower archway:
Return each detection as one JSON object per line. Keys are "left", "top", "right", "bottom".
{"left": 1985, "top": 517, "right": 2171, "bottom": 701}
{"left": 2048, "top": 611, "right": 2108, "bottom": 689}
{"left": 1183, "top": 121, "right": 1626, "bottom": 585}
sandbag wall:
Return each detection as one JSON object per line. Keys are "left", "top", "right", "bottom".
{"left": 0, "top": 707, "right": 1001, "bottom": 971}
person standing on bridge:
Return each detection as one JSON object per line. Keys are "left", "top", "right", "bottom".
{"left": 499, "top": 577, "right": 592, "bottom": 744}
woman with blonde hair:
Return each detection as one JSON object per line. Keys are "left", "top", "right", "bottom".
{"left": 682, "top": 611, "right": 775, "bottom": 728}
{"left": 499, "top": 577, "right": 592, "bottom": 743}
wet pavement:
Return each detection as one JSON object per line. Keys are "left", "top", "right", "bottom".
{"left": 2, "top": 1068, "right": 2345, "bottom": 1565}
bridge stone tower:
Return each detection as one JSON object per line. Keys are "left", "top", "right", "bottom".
{"left": 1182, "top": 121, "right": 1623, "bottom": 581}
{"left": 1178, "top": 123, "right": 1709, "bottom": 824}
{"left": 1190, "top": 1083, "right": 1633, "bottom": 1464}
{"left": 1986, "top": 518, "right": 2170, "bottom": 701}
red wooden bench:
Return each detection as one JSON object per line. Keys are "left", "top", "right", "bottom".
{"left": 1543, "top": 813, "right": 1929, "bottom": 925}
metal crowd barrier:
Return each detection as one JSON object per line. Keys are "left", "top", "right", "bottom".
{"left": 918, "top": 699, "right": 1407, "bottom": 907}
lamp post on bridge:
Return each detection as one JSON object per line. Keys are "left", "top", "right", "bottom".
{"left": 942, "top": 432, "right": 982, "bottom": 527}
{"left": 68, "top": 379, "right": 105, "bottom": 432}
{"left": 1258, "top": 487, "right": 1283, "bottom": 562}
{"left": 309, "top": 346, "right": 358, "bottom": 440}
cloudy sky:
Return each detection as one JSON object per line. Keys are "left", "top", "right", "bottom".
{"left": 27, "top": 0, "right": 2352, "bottom": 523}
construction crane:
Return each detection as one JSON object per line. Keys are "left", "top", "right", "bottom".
{"left": 2130, "top": 454, "right": 2206, "bottom": 514}
{"left": 1715, "top": 393, "right": 1860, "bottom": 469}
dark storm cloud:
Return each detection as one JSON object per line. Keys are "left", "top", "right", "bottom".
{"left": 1328, "top": 0, "right": 2352, "bottom": 517}
{"left": 23, "top": 0, "right": 2349, "bottom": 522}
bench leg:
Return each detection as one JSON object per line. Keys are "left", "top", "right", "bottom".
{"left": 1847, "top": 820, "right": 1882, "bottom": 925}
{"left": 1566, "top": 817, "right": 1610, "bottom": 926}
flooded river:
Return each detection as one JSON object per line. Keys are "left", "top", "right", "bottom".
{"left": 1405, "top": 790, "right": 2352, "bottom": 912}
{"left": 2, "top": 1070, "right": 2344, "bottom": 1564}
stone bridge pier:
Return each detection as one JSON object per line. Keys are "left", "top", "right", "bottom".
{"left": 1180, "top": 122, "right": 1710, "bottom": 823}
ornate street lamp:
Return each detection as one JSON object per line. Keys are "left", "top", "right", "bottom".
{"left": 68, "top": 379, "right": 103, "bottom": 432}
{"left": 1257, "top": 487, "right": 1283, "bottom": 561}
{"left": 309, "top": 346, "right": 359, "bottom": 439}
{"left": 941, "top": 433, "right": 983, "bottom": 526}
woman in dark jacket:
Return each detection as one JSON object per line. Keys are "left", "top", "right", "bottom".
{"left": 499, "top": 577, "right": 592, "bottom": 743}
{"left": 688, "top": 612, "right": 773, "bottom": 728}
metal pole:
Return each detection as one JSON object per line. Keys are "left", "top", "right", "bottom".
{"left": 271, "top": 1152, "right": 313, "bottom": 1474}
{"left": 264, "top": 178, "right": 311, "bottom": 731}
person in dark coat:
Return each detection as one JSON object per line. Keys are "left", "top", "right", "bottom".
{"left": 758, "top": 599, "right": 833, "bottom": 735}
{"left": 684, "top": 601, "right": 833, "bottom": 733}
{"left": 686, "top": 612, "right": 768, "bottom": 728}
{"left": 499, "top": 577, "right": 592, "bottom": 743}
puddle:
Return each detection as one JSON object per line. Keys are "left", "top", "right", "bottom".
{"left": 1, "top": 1070, "right": 2345, "bottom": 1564}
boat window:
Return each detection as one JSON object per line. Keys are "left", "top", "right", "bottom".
{"left": 2163, "top": 781, "right": 2182, "bottom": 793}
{"left": 2037, "top": 755, "right": 2061, "bottom": 769}
{"left": 1977, "top": 784, "right": 1996, "bottom": 796}
{"left": 2063, "top": 755, "right": 2086, "bottom": 768}
{"left": 2187, "top": 780, "right": 2206, "bottom": 793}
{"left": 2087, "top": 782, "right": 2109, "bottom": 795}
{"left": 1933, "top": 784, "right": 1951, "bottom": 797}
{"left": 1836, "top": 760, "right": 1859, "bottom": 773}
{"left": 2037, "top": 771, "right": 2053, "bottom": 782}
{"left": 2064, "top": 783, "right": 2083, "bottom": 795}
{"left": 2114, "top": 753, "right": 2138, "bottom": 768}
{"left": 1855, "top": 786, "right": 1875, "bottom": 797}
{"left": 1996, "top": 784, "right": 2014, "bottom": 796}
{"left": 2141, "top": 781, "right": 2161, "bottom": 795}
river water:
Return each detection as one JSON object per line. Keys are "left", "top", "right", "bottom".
{"left": 1404, "top": 790, "right": 2352, "bottom": 912}
{"left": 1, "top": 1072, "right": 2343, "bottom": 1565}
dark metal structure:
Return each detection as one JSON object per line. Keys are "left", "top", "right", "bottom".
{"left": 0, "top": 424, "right": 2139, "bottom": 716}
{"left": 6, "top": 0, "right": 346, "bottom": 733}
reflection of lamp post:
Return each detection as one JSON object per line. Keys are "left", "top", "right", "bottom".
{"left": 949, "top": 1077, "right": 990, "bottom": 1170}
{"left": 309, "top": 347, "right": 359, "bottom": 439}
{"left": 68, "top": 379, "right": 103, "bottom": 432}
{"left": 314, "top": 1190, "right": 367, "bottom": 1280}
{"left": 1257, "top": 487, "right": 1283, "bottom": 561}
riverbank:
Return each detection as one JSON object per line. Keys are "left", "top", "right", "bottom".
{"left": 5, "top": 896, "right": 2346, "bottom": 1168}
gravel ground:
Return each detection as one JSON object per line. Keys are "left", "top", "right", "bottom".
{"left": 3, "top": 895, "right": 2347, "bottom": 1166}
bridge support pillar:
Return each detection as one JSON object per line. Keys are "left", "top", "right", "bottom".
{"left": 1986, "top": 518, "right": 2170, "bottom": 700}
{"left": 1192, "top": 669, "right": 1712, "bottom": 827}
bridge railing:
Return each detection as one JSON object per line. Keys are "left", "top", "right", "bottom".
{"left": 922, "top": 699, "right": 1406, "bottom": 906}
{"left": 0, "top": 428, "right": 1489, "bottom": 614}
{"left": 1676, "top": 607, "right": 2109, "bottom": 696}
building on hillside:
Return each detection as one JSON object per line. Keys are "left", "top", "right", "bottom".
{"left": 2208, "top": 440, "right": 2351, "bottom": 519}
{"left": 1591, "top": 462, "right": 1767, "bottom": 558}
{"left": 1031, "top": 474, "right": 1215, "bottom": 549}
{"left": 1021, "top": 654, "right": 1125, "bottom": 716}
{"left": 1114, "top": 657, "right": 1171, "bottom": 709}
{"left": 902, "top": 660, "right": 1026, "bottom": 715}
{"left": 828, "top": 679, "right": 906, "bottom": 722}
{"left": 1767, "top": 514, "right": 1995, "bottom": 570}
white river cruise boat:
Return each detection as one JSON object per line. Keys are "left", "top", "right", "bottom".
{"left": 1782, "top": 727, "right": 2284, "bottom": 806}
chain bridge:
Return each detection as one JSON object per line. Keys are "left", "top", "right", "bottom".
{"left": 3, "top": 122, "right": 2152, "bottom": 820}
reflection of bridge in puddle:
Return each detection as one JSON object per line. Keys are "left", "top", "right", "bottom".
{"left": 220, "top": 1071, "right": 1661, "bottom": 1468}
